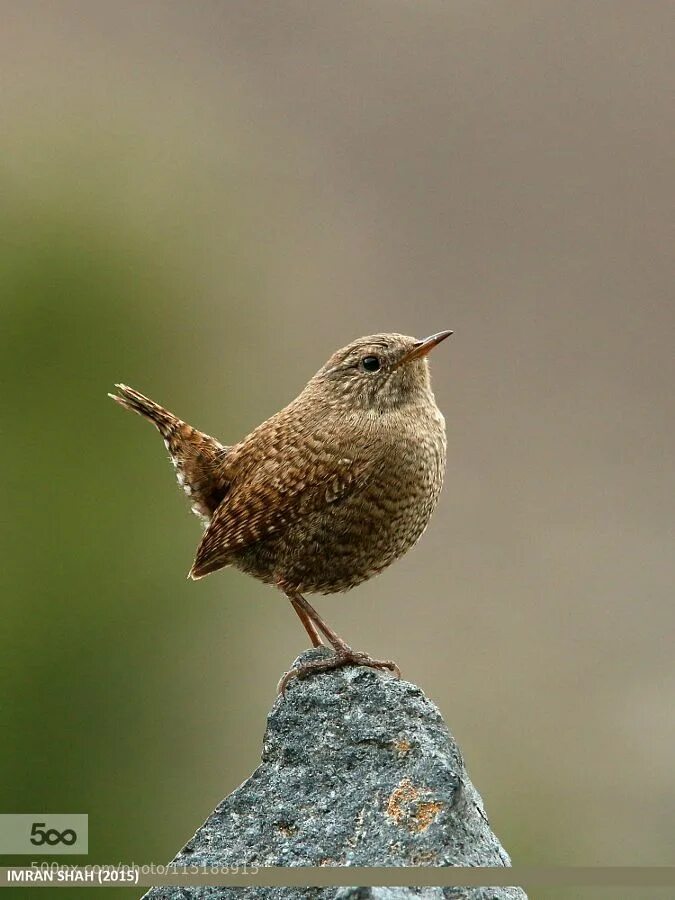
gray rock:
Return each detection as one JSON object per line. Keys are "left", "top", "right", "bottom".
{"left": 144, "top": 648, "right": 526, "bottom": 900}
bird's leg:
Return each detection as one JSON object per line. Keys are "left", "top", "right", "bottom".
{"left": 290, "top": 597, "right": 324, "bottom": 648}
{"left": 278, "top": 590, "right": 401, "bottom": 693}
{"left": 293, "top": 593, "right": 354, "bottom": 654}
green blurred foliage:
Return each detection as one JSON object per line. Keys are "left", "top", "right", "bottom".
{"left": 0, "top": 147, "right": 263, "bottom": 897}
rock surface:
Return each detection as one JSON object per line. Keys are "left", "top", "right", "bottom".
{"left": 144, "top": 648, "right": 526, "bottom": 900}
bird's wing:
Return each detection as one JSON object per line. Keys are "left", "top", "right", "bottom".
{"left": 188, "top": 450, "right": 374, "bottom": 579}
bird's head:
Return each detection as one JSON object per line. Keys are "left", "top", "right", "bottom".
{"left": 309, "top": 331, "right": 452, "bottom": 413}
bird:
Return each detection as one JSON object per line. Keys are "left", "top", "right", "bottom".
{"left": 109, "top": 330, "right": 451, "bottom": 690}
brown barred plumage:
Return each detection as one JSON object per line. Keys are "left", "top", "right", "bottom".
{"left": 110, "top": 331, "right": 451, "bottom": 689}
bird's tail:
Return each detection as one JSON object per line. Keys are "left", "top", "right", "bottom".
{"left": 109, "top": 383, "right": 229, "bottom": 522}
{"left": 108, "top": 384, "right": 177, "bottom": 438}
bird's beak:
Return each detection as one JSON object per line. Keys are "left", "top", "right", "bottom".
{"left": 399, "top": 330, "right": 453, "bottom": 365}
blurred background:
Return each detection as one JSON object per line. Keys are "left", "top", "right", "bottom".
{"left": 1, "top": 2, "right": 674, "bottom": 898}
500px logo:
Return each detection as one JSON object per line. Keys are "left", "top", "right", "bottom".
{"left": 30, "top": 823, "right": 77, "bottom": 847}
{"left": 0, "top": 814, "right": 88, "bottom": 854}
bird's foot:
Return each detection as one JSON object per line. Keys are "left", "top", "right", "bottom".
{"left": 278, "top": 649, "right": 401, "bottom": 694}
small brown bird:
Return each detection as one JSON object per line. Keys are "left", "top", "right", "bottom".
{"left": 110, "top": 331, "right": 450, "bottom": 689}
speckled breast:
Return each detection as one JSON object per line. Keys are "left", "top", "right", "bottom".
{"left": 261, "top": 408, "right": 447, "bottom": 594}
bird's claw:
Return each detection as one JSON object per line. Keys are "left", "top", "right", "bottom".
{"left": 277, "top": 649, "right": 401, "bottom": 694}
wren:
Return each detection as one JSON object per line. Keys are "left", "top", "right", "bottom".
{"left": 110, "top": 331, "right": 451, "bottom": 689}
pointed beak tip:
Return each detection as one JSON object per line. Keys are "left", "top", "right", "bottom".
{"left": 399, "top": 329, "right": 453, "bottom": 364}
{"left": 422, "top": 328, "right": 454, "bottom": 350}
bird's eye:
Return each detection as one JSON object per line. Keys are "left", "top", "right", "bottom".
{"left": 361, "top": 355, "right": 381, "bottom": 373}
